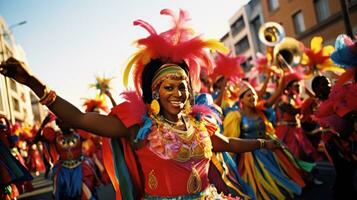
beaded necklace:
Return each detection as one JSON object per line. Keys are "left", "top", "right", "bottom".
{"left": 147, "top": 115, "right": 213, "bottom": 162}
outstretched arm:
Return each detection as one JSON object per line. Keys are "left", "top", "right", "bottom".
{"left": 1, "top": 57, "right": 129, "bottom": 138}
{"left": 211, "top": 133, "right": 278, "bottom": 153}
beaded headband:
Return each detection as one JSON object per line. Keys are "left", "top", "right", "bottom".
{"left": 151, "top": 64, "right": 188, "bottom": 91}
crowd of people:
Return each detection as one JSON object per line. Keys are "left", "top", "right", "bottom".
{"left": 0, "top": 8, "right": 356, "bottom": 200}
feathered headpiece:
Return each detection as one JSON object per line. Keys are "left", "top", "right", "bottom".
{"left": 211, "top": 51, "right": 245, "bottom": 82}
{"left": 89, "top": 76, "right": 114, "bottom": 94}
{"left": 251, "top": 52, "right": 269, "bottom": 74}
{"left": 82, "top": 96, "right": 109, "bottom": 113}
{"left": 301, "top": 36, "right": 344, "bottom": 78}
{"left": 331, "top": 34, "right": 357, "bottom": 68}
{"left": 331, "top": 34, "right": 357, "bottom": 86}
{"left": 123, "top": 9, "right": 228, "bottom": 94}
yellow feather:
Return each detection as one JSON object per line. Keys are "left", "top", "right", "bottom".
{"left": 203, "top": 39, "right": 229, "bottom": 54}
{"left": 123, "top": 51, "right": 143, "bottom": 87}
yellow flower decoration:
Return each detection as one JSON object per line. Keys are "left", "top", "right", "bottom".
{"left": 301, "top": 36, "right": 344, "bottom": 77}
{"left": 89, "top": 75, "right": 115, "bottom": 94}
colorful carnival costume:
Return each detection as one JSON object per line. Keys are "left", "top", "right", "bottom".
{"left": 107, "top": 91, "right": 247, "bottom": 199}
{"left": 275, "top": 72, "right": 318, "bottom": 160}
{"left": 99, "top": 9, "right": 264, "bottom": 200}
{"left": 48, "top": 125, "right": 100, "bottom": 200}
{"left": 223, "top": 82, "right": 307, "bottom": 200}
{"left": 0, "top": 117, "right": 32, "bottom": 200}
{"left": 313, "top": 34, "right": 357, "bottom": 198}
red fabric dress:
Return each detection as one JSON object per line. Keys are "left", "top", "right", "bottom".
{"left": 276, "top": 95, "right": 317, "bottom": 160}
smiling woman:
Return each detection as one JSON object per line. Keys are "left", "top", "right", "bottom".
{"left": 0, "top": 8, "right": 279, "bottom": 199}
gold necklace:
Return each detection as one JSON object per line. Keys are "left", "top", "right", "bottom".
{"left": 162, "top": 116, "right": 184, "bottom": 126}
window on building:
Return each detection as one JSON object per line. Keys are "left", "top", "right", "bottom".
{"left": 10, "top": 79, "right": 17, "bottom": 92}
{"left": 268, "top": 0, "right": 279, "bottom": 11}
{"left": 235, "top": 37, "right": 250, "bottom": 55}
{"left": 231, "top": 17, "right": 245, "bottom": 36}
{"left": 12, "top": 97, "right": 20, "bottom": 112}
{"left": 293, "top": 11, "right": 306, "bottom": 34}
{"left": 314, "top": 0, "right": 330, "bottom": 22}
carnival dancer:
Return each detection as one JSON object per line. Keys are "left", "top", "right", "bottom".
{"left": 222, "top": 69, "right": 309, "bottom": 199}
{"left": 300, "top": 75, "right": 336, "bottom": 162}
{"left": 313, "top": 34, "right": 357, "bottom": 199}
{"left": 50, "top": 118, "right": 100, "bottom": 200}
{"left": 275, "top": 72, "right": 320, "bottom": 161}
{"left": 0, "top": 115, "right": 32, "bottom": 200}
{"left": 0, "top": 9, "right": 280, "bottom": 199}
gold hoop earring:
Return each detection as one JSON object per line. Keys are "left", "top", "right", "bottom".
{"left": 150, "top": 92, "right": 160, "bottom": 115}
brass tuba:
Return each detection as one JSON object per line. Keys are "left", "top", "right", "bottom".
{"left": 259, "top": 22, "right": 302, "bottom": 71}
{"left": 258, "top": 22, "right": 285, "bottom": 47}
{"left": 273, "top": 37, "right": 302, "bottom": 70}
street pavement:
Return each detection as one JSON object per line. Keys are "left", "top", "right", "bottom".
{"left": 18, "top": 161, "right": 336, "bottom": 200}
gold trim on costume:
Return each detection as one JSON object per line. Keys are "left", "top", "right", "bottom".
{"left": 148, "top": 170, "right": 158, "bottom": 190}
{"left": 187, "top": 167, "right": 202, "bottom": 194}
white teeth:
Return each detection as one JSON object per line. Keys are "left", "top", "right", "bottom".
{"left": 170, "top": 101, "right": 183, "bottom": 106}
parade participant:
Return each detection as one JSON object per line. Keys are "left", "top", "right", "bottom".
{"left": 300, "top": 76, "right": 332, "bottom": 160}
{"left": 313, "top": 83, "right": 357, "bottom": 198}
{"left": 313, "top": 34, "right": 357, "bottom": 198}
{"left": 275, "top": 72, "right": 320, "bottom": 161}
{"left": 50, "top": 118, "right": 100, "bottom": 200}
{"left": 0, "top": 115, "right": 32, "bottom": 200}
{"left": 223, "top": 75, "right": 308, "bottom": 199}
{"left": 0, "top": 9, "right": 280, "bottom": 199}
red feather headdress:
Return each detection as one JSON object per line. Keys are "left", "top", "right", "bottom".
{"left": 123, "top": 9, "right": 228, "bottom": 94}
{"left": 211, "top": 51, "right": 245, "bottom": 82}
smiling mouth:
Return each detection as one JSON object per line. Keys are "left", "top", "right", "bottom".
{"left": 169, "top": 100, "right": 184, "bottom": 107}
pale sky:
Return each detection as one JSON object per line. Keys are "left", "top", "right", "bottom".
{"left": 0, "top": 0, "right": 249, "bottom": 109}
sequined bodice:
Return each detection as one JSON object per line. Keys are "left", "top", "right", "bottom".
{"left": 241, "top": 114, "right": 266, "bottom": 139}
{"left": 135, "top": 116, "right": 215, "bottom": 196}
{"left": 146, "top": 115, "right": 213, "bottom": 162}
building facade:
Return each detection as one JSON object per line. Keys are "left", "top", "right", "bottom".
{"left": 261, "top": 0, "right": 357, "bottom": 45}
{"left": 220, "top": 0, "right": 265, "bottom": 72}
{"left": 0, "top": 16, "right": 46, "bottom": 124}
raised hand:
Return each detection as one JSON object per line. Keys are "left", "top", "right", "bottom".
{"left": 0, "top": 57, "right": 31, "bottom": 84}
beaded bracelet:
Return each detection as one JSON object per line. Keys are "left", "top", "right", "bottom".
{"left": 40, "top": 90, "right": 57, "bottom": 106}
{"left": 257, "top": 139, "right": 265, "bottom": 149}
